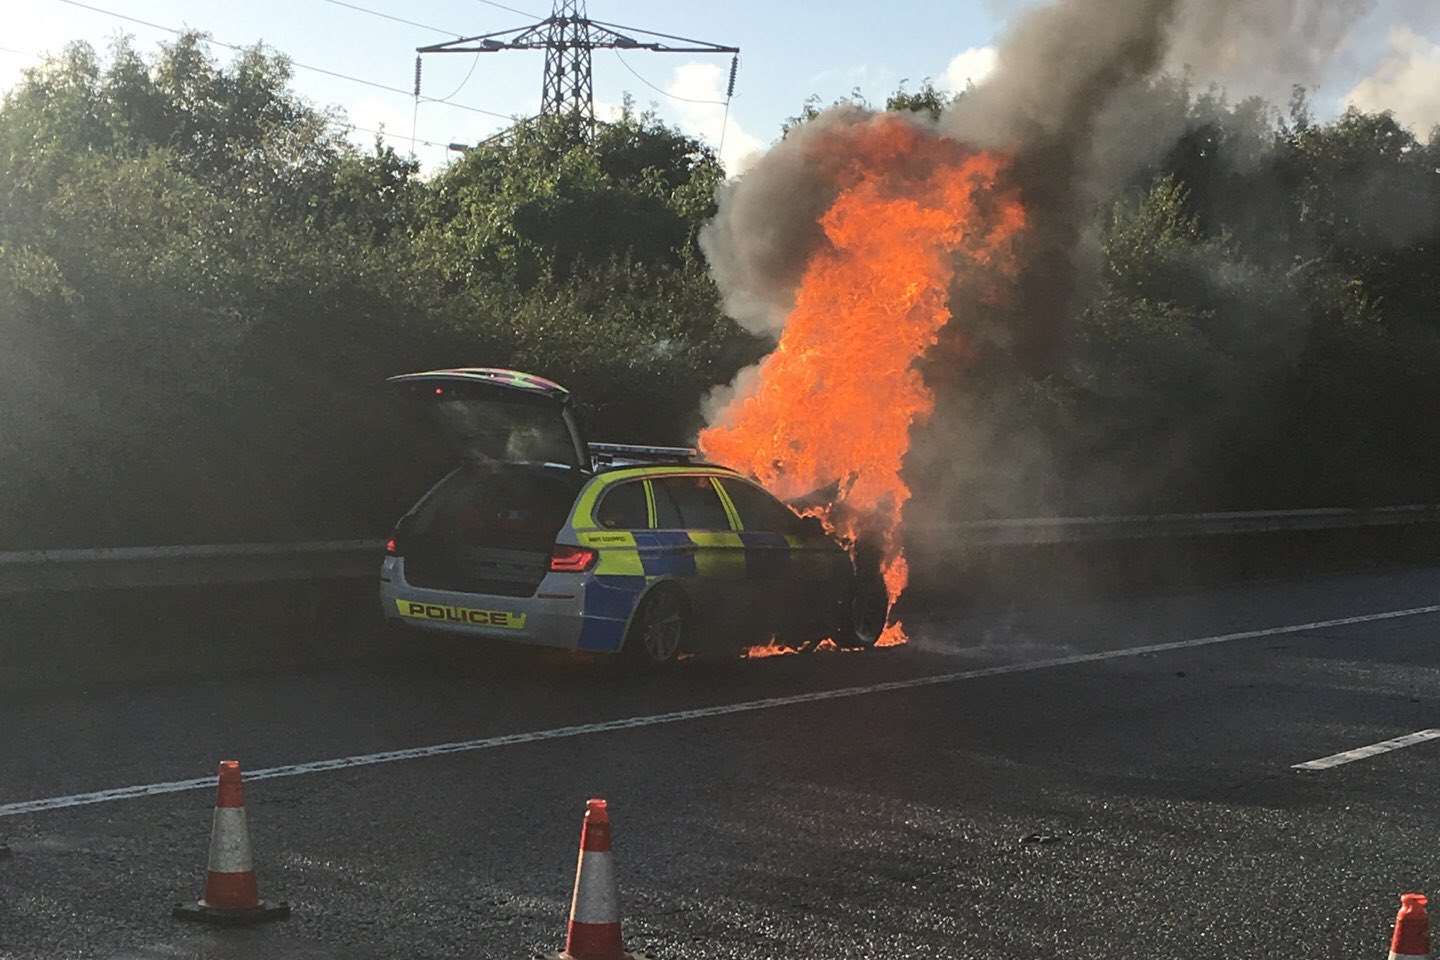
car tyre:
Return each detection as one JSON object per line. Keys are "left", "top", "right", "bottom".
{"left": 834, "top": 566, "right": 889, "bottom": 649}
{"left": 621, "top": 587, "right": 689, "bottom": 670}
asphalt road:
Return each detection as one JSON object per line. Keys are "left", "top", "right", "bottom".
{"left": 3, "top": 564, "right": 1440, "bottom": 959}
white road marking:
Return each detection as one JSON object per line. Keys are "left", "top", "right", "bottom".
{"left": 3, "top": 603, "right": 1439, "bottom": 819}
{"left": 1292, "top": 729, "right": 1440, "bottom": 771}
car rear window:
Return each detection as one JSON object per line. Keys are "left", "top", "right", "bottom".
{"left": 427, "top": 391, "right": 577, "bottom": 467}
{"left": 719, "top": 479, "right": 799, "bottom": 533}
{"left": 596, "top": 481, "right": 649, "bottom": 530}
{"left": 651, "top": 476, "right": 731, "bottom": 531}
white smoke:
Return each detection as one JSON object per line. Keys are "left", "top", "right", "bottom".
{"left": 1345, "top": 25, "right": 1440, "bottom": 136}
{"left": 942, "top": 46, "right": 999, "bottom": 93}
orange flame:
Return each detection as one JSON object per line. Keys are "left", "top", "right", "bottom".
{"left": 743, "top": 637, "right": 848, "bottom": 658}
{"left": 701, "top": 116, "right": 1025, "bottom": 644}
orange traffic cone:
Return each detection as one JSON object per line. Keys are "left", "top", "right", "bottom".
{"left": 552, "top": 799, "right": 643, "bottom": 960}
{"left": 1391, "top": 893, "right": 1431, "bottom": 960}
{"left": 173, "top": 760, "right": 290, "bottom": 925}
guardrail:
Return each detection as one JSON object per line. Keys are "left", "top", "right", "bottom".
{"left": 3, "top": 505, "right": 1439, "bottom": 594}
{"left": 946, "top": 504, "right": 1440, "bottom": 545}
{"left": 0, "top": 540, "right": 382, "bottom": 596}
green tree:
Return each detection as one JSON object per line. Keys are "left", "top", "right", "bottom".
{"left": 886, "top": 79, "right": 953, "bottom": 119}
{"left": 0, "top": 38, "right": 756, "bottom": 545}
{"left": 417, "top": 107, "right": 724, "bottom": 288}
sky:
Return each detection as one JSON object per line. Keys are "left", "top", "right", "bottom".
{"left": 2, "top": 0, "right": 1438, "bottom": 175}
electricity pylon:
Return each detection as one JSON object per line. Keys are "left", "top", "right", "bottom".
{"left": 417, "top": 0, "right": 739, "bottom": 132}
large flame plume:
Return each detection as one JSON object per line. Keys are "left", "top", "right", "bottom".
{"left": 699, "top": 116, "right": 1025, "bottom": 644}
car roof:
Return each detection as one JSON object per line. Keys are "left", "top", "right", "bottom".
{"left": 591, "top": 463, "right": 745, "bottom": 483}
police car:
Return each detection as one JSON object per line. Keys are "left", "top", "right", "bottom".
{"left": 379, "top": 368, "right": 889, "bottom": 666}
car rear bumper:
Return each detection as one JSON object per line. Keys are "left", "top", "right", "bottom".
{"left": 379, "top": 557, "right": 630, "bottom": 652}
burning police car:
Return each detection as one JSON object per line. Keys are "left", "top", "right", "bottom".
{"left": 379, "top": 368, "right": 888, "bottom": 666}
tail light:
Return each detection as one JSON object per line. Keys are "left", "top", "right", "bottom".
{"left": 385, "top": 536, "right": 400, "bottom": 556}
{"left": 549, "top": 544, "right": 597, "bottom": 573}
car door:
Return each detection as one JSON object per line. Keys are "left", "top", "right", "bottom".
{"left": 385, "top": 369, "right": 591, "bottom": 600}
{"left": 715, "top": 476, "right": 845, "bottom": 642}
{"left": 713, "top": 478, "right": 798, "bottom": 640}
{"left": 646, "top": 474, "right": 755, "bottom": 651}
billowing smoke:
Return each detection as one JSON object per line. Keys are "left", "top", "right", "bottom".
{"left": 701, "top": 0, "right": 1383, "bottom": 373}
{"left": 700, "top": 105, "right": 873, "bottom": 339}
{"left": 697, "top": 0, "right": 1398, "bottom": 612}
{"left": 1167, "top": 0, "right": 1376, "bottom": 101}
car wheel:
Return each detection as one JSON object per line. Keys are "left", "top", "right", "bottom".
{"left": 622, "top": 587, "right": 689, "bottom": 669}
{"left": 835, "top": 572, "right": 889, "bottom": 649}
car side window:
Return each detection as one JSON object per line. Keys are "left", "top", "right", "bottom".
{"left": 595, "top": 481, "right": 649, "bottom": 530}
{"left": 650, "top": 479, "right": 683, "bottom": 529}
{"left": 719, "top": 479, "right": 800, "bottom": 533}
{"left": 651, "top": 476, "right": 731, "bottom": 530}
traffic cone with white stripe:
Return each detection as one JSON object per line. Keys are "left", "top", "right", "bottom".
{"left": 552, "top": 798, "right": 644, "bottom": 960}
{"left": 173, "top": 760, "right": 290, "bottom": 925}
{"left": 1390, "top": 893, "right": 1430, "bottom": 959}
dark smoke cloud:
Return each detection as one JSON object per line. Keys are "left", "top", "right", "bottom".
{"left": 943, "top": 0, "right": 1184, "bottom": 365}
{"left": 936, "top": 0, "right": 1381, "bottom": 364}
{"left": 940, "top": 0, "right": 1181, "bottom": 151}
{"left": 1167, "top": 0, "right": 1376, "bottom": 101}
{"left": 702, "top": 0, "right": 1384, "bottom": 358}
{"left": 973, "top": 0, "right": 1382, "bottom": 105}
{"left": 698, "top": 0, "right": 1393, "bottom": 521}
{"left": 698, "top": 104, "right": 871, "bottom": 337}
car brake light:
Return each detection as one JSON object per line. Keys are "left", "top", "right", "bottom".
{"left": 385, "top": 536, "right": 399, "bottom": 556}
{"left": 549, "top": 544, "right": 597, "bottom": 572}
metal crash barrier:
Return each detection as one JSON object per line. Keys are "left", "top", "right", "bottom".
{"left": 0, "top": 540, "right": 383, "bottom": 596}
{"left": 3, "top": 504, "right": 1440, "bottom": 594}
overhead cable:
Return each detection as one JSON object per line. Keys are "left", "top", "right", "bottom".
{"left": 51, "top": 0, "right": 513, "bottom": 120}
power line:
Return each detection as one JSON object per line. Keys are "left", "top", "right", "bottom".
{"left": 473, "top": 0, "right": 541, "bottom": 19}
{"left": 311, "top": 2, "right": 492, "bottom": 149}
{"left": 319, "top": 0, "right": 460, "bottom": 38}
{"left": 612, "top": 50, "right": 728, "bottom": 106}
{"left": 1, "top": 30, "right": 453, "bottom": 158}
{"left": 432, "top": 54, "right": 481, "bottom": 102}
{"left": 51, "top": 0, "right": 514, "bottom": 120}
{"left": 346, "top": 122, "right": 451, "bottom": 152}
{"left": 612, "top": 47, "right": 741, "bottom": 161}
